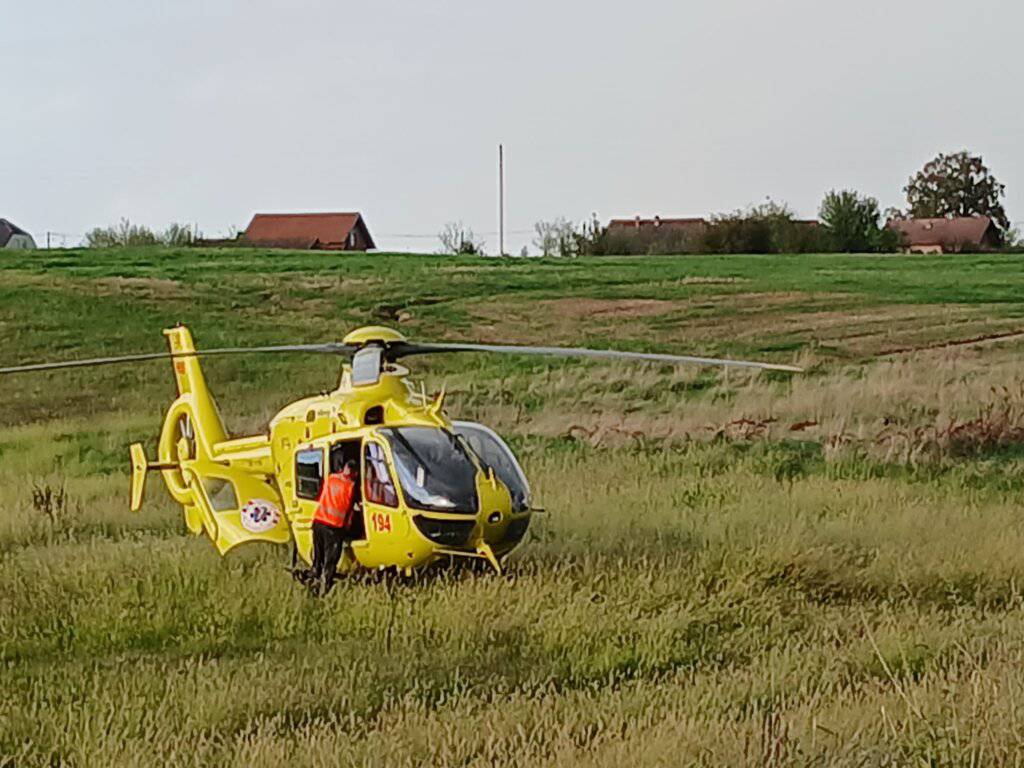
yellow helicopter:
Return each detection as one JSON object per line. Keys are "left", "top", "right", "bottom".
{"left": 0, "top": 325, "right": 800, "bottom": 576}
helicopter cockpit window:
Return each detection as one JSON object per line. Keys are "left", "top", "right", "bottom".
{"left": 295, "top": 449, "right": 324, "bottom": 500}
{"left": 453, "top": 422, "right": 531, "bottom": 513}
{"left": 203, "top": 477, "right": 239, "bottom": 512}
{"left": 380, "top": 427, "right": 479, "bottom": 513}
{"left": 364, "top": 441, "right": 398, "bottom": 507}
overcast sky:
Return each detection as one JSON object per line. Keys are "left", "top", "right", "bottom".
{"left": 5, "top": 0, "right": 1023, "bottom": 253}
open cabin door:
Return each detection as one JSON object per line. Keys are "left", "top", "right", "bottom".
{"left": 290, "top": 439, "right": 364, "bottom": 565}
{"left": 144, "top": 405, "right": 291, "bottom": 555}
{"left": 178, "top": 464, "right": 291, "bottom": 555}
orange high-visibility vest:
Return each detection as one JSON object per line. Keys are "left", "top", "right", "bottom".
{"left": 314, "top": 473, "right": 356, "bottom": 529}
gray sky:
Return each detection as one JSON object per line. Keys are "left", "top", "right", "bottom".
{"left": 5, "top": 0, "right": 1023, "bottom": 253}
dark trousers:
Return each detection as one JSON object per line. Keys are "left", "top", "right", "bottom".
{"left": 311, "top": 521, "right": 348, "bottom": 592}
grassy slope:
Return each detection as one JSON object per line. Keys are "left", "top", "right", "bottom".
{"left": 3, "top": 248, "right": 1024, "bottom": 765}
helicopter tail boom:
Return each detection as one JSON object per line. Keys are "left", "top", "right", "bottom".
{"left": 162, "top": 327, "right": 229, "bottom": 448}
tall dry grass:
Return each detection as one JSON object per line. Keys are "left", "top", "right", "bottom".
{"left": 4, "top": 404, "right": 1024, "bottom": 764}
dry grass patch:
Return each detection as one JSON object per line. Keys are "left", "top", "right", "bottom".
{"left": 543, "top": 297, "right": 678, "bottom": 320}
{"left": 90, "top": 276, "right": 186, "bottom": 298}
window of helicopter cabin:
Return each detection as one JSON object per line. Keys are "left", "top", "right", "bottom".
{"left": 453, "top": 421, "right": 531, "bottom": 513}
{"left": 381, "top": 427, "right": 479, "bottom": 513}
{"left": 202, "top": 476, "right": 239, "bottom": 512}
{"left": 295, "top": 448, "right": 324, "bottom": 500}
{"left": 364, "top": 441, "right": 398, "bottom": 507}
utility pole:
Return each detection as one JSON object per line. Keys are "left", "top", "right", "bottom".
{"left": 498, "top": 143, "right": 505, "bottom": 256}
{"left": 46, "top": 232, "right": 51, "bottom": 249}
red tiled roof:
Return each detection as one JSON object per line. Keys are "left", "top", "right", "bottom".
{"left": 243, "top": 212, "right": 373, "bottom": 249}
{"left": 608, "top": 216, "right": 708, "bottom": 231}
{"left": 886, "top": 216, "right": 995, "bottom": 247}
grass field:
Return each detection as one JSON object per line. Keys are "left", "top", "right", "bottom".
{"left": 4, "top": 248, "right": 1024, "bottom": 766}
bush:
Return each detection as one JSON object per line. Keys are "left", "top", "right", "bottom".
{"left": 533, "top": 217, "right": 576, "bottom": 257}
{"left": 602, "top": 226, "right": 699, "bottom": 256}
{"left": 819, "top": 189, "right": 893, "bottom": 252}
{"left": 572, "top": 213, "right": 611, "bottom": 256}
{"left": 437, "top": 222, "right": 485, "bottom": 255}
{"left": 85, "top": 218, "right": 194, "bottom": 248}
{"left": 699, "top": 201, "right": 822, "bottom": 254}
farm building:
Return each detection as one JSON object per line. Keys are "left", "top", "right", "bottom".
{"left": 606, "top": 216, "right": 709, "bottom": 253}
{"left": 886, "top": 216, "right": 1001, "bottom": 253}
{"left": 0, "top": 219, "right": 36, "bottom": 250}
{"left": 243, "top": 212, "right": 375, "bottom": 251}
{"left": 608, "top": 216, "right": 709, "bottom": 239}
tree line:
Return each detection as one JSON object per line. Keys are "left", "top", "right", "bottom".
{"left": 479, "top": 149, "right": 1015, "bottom": 257}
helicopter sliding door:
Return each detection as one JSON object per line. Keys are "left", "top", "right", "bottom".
{"left": 291, "top": 439, "right": 364, "bottom": 563}
{"left": 330, "top": 441, "right": 364, "bottom": 540}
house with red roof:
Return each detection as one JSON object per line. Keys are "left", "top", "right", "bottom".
{"left": 886, "top": 216, "right": 1001, "bottom": 253}
{"left": 243, "top": 212, "right": 375, "bottom": 251}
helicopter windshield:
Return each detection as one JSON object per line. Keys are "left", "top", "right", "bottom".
{"left": 380, "top": 427, "right": 479, "bottom": 513}
{"left": 453, "top": 422, "right": 531, "bottom": 513}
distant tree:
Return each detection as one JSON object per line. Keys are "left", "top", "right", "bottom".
{"left": 86, "top": 218, "right": 158, "bottom": 247}
{"left": 437, "top": 221, "right": 485, "bottom": 255}
{"left": 819, "top": 189, "right": 885, "bottom": 252}
{"left": 533, "top": 217, "right": 575, "bottom": 257}
{"left": 882, "top": 206, "right": 904, "bottom": 223}
{"left": 572, "top": 213, "right": 609, "bottom": 256}
{"left": 85, "top": 218, "right": 194, "bottom": 247}
{"left": 162, "top": 222, "right": 195, "bottom": 247}
{"left": 904, "top": 150, "right": 1009, "bottom": 232}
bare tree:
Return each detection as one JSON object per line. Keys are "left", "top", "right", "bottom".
{"left": 437, "top": 221, "right": 485, "bottom": 255}
{"left": 533, "top": 217, "right": 575, "bottom": 257}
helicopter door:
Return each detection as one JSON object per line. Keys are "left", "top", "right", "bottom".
{"left": 184, "top": 465, "right": 291, "bottom": 555}
{"left": 291, "top": 440, "right": 364, "bottom": 562}
{"left": 358, "top": 439, "right": 409, "bottom": 565}
{"left": 291, "top": 446, "right": 325, "bottom": 561}
{"left": 329, "top": 441, "right": 364, "bottom": 540}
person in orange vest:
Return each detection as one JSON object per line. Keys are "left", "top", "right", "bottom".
{"left": 310, "top": 455, "right": 358, "bottom": 596}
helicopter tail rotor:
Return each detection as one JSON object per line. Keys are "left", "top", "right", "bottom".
{"left": 129, "top": 442, "right": 179, "bottom": 512}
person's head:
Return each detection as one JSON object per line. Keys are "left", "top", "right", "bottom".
{"left": 342, "top": 459, "right": 358, "bottom": 477}
{"left": 330, "top": 452, "right": 347, "bottom": 474}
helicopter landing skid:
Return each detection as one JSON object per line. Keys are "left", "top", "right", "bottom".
{"left": 434, "top": 543, "right": 502, "bottom": 574}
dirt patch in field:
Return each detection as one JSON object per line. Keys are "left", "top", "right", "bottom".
{"left": 879, "top": 327, "right": 1024, "bottom": 357}
{"left": 466, "top": 292, "right": 1020, "bottom": 361}
{"left": 438, "top": 265, "right": 492, "bottom": 274}
{"left": 0, "top": 273, "right": 190, "bottom": 300}
{"left": 294, "top": 275, "right": 382, "bottom": 291}
{"left": 676, "top": 276, "right": 750, "bottom": 286}
{"left": 91, "top": 277, "right": 186, "bottom": 298}
{"left": 544, "top": 298, "right": 678, "bottom": 320}
{"left": 467, "top": 291, "right": 833, "bottom": 345}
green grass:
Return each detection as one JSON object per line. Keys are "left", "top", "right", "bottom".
{"left": 3, "top": 247, "right": 1024, "bottom": 765}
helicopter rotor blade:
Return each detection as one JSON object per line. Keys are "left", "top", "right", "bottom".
{"left": 388, "top": 342, "right": 803, "bottom": 373}
{"left": 0, "top": 343, "right": 356, "bottom": 376}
